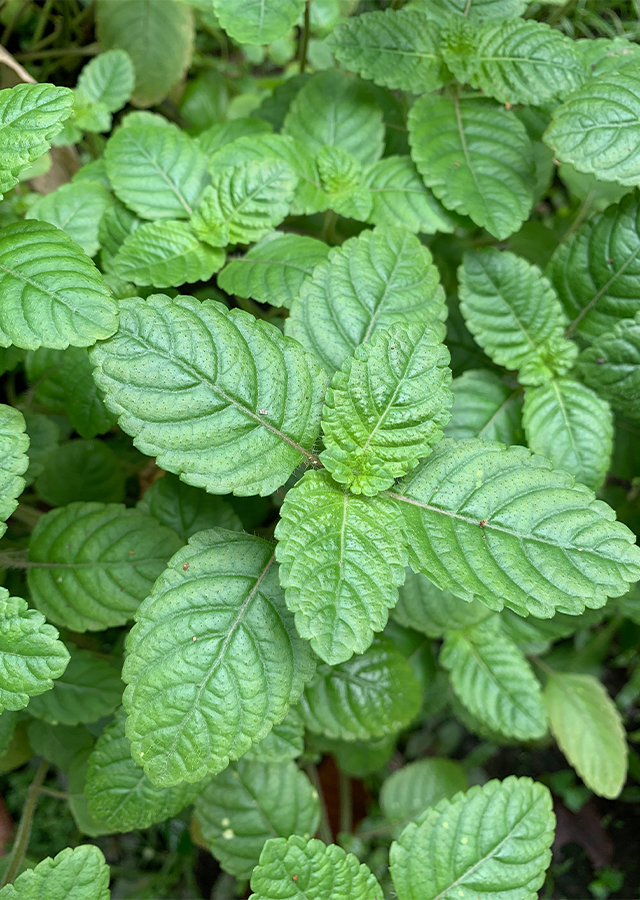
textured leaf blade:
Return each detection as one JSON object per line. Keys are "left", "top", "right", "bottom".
{"left": 0, "top": 845, "right": 110, "bottom": 900}
{"left": 578, "top": 313, "right": 640, "bottom": 420}
{"left": 445, "top": 370, "right": 524, "bottom": 445}
{"left": 75, "top": 49, "right": 135, "bottom": 113}
{"left": 380, "top": 758, "right": 468, "bottom": 832}
{"left": 138, "top": 472, "right": 242, "bottom": 542}
{"left": 417, "top": 0, "right": 527, "bottom": 25}
{"left": 393, "top": 568, "right": 493, "bottom": 638}
{"left": 394, "top": 437, "right": 640, "bottom": 618}
{"left": 275, "top": 471, "right": 407, "bottom": 664}
{"left": 244, "top": 707, "right": 304, "bottom": 764}
{"left": 213, "top": 0, "right": 304, "bottom": 44}
{"left": 363, "top": 156, "right": 455, "bottom": 235}
{"left": 0, "top": 221, "right": 117, "bottom": 351}
{"left": 26, "top": 181, "right": 113, "bottom": 258}
{"left": 91, "top": 294, "right": 327, "bottom": 497}
{"left": 408, "top": 94, "right": 534, "bottom": 240}
{"left": 0, "top": 404, "right": 28, "bottom": 539}
{"left": 123, "top": 530, "right": 314, "bottom": 786}
{"left": 389, "top": 776, "right": 555, "bottom": 900}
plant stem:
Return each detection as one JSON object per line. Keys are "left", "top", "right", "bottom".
{"left": 30, "top": 0, "right": 54, "bottom": 48}
{"left": 338, "top": 769, "right": 352, "bottom": 835}
{"left": 298, "top": 0, "right": 311, "bottom": 74}
{"left": 0, "top": 759, "right": 49, "bottom": 889}
{"left": 303, "top": 761, "right": 333, "bottom": 845}
{"left": 15, "top": 42, "right": 99, "bottom": 61}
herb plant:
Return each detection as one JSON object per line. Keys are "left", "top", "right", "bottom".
{"left": 0, "top": 1, "right": 640, "bottom": 898}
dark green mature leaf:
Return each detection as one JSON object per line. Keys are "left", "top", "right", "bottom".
{"left": 380, "top": 758, "right": 468, "bottom": 834}
{"left": 113, "top": 220, "right": 224, "bottom": 287}
{"left": 578, "top": 313, "right": 640, "bottom": 420}
{"left": 417, "top": 0, "right": 527, "bottom": 25}
{"left": 0, "top": 404, "right": 28, "bottom": 538}
{"left": 27, "top": 720, "right": 93, "bottom": 772}
{"left": 544, "top": 69, "right": 640, "bottom": 186}
{"left": 0, "top": 221, "right": 117, "bottom": 350}
{"left": 250, "top": 836, "right": 383, "bottom": 900}
{"left": 138, "top": 473, "right": 241, "bottom": 541}
{"left": 389, "top": 776, "right": 555, "bottom": 900}
{"left": 123, "top": 530, "right": 314, "bottom": 786}
{"left": 287, "top": 226, "right": 446, "bottom": 375}
{"left": 35, "top": 440, "right": 125, "bottom": 506}
{"left": 96, "top": 0, "right": 194, "bottom": 108}
{"left": 0, "top": 83, "right": 73, "bottom": 197}
{"left": 393, "top": 568, "right": 493, "bottom": 637}
{"left": 92, "top": 295, "right": 326, "bottom": 497}
{"left": 408, "top": 95, "right": 534, "bottom": 240}
{"left": 26, "top": 182, "right": 113, "bottom": 258}
{"left": 545, "top": 672, "right": 627, "bottom": 798}
{"left": 523, "top": 379, "right": 613, "bottom": 490}
{"left": 275, "top": 471, "right": 407, "bottom": 664}
{"left": 445, "top": 370, "right": 524, "bottom": 445}
{"left": 0, "top": 845, "right": 110, "bottom": 900}
{"left": 0, "top": 589, "right": 69, "bottom": 714}
{"left": 394, "top": 438, "right": 640, "bottom": 618}
{"left": 214, "top": 0, "right": 304, "bottom": 44}
{"left": 299, "top": 636, "right": 421, "bottom": 741}
{"left": 363, "top": 156, "right": 455, "bottom": 235}
{"left": 328, "top": 8, "right": 444, "bottom": 94}
{"left": 458, "top": 249, "right": 578, "bottom": 385}
{"left": 28, "top": 501, "right": 182, "bottom": 632}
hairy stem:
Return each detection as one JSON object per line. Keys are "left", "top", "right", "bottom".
{"left": 1, "top": 759, "right": 49, "bottom": 889}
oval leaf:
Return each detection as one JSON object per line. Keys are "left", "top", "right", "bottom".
{"left": 578, "top": 313, "right": 640, "bottom": 420}
{"left": 0, "top": 404, "right": 28, "bottom": 539}
{"left": 213, "top": 0, "right": 304, "bottom": 44}
{"left": 445, "top": 370, "right": 524, "bottom": 445}
{"left": 0, "top": 845, "right": 110, "bottom": 900}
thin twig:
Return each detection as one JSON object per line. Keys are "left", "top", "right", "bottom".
{"left": 0, "top": 46, "right": 36, "bottom": 84}
{"left": 0, "top": 760, "right": 49, "bottom": 889}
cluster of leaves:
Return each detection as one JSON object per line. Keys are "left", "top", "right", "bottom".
{"left": 0, "top": 0, "right": 640, "bottom": 897}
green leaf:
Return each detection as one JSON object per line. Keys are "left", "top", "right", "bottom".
{"left": 105, "top": 122, "right": 208, "bottom": 220}
{"left": 138, "top": 473, "right": 242, "bottom": 541}
{"left": 26, "top": 182, "right": 113, "bottom": 258}
{"left": 250, "top": 835, "right": 383, "bottom": 900}
{"left": 123, "top": 530, "right": 314, "bottom": 786}
{"left": 0, "top": 589, "right": 69, "bottom": 714}
{"left": 317, "top": 146, "right": 372, "bottom": 221}
{"left": 394, "top": 437, "right": 640, "bottom": 618}
{"left": 408, "top": 94, "right": 534, "bottom": 240}
{"left": 213, "top": 0, "right": 304, "bottom": 44}
{"left": 0, "top": 221, "right": 117, "bottom": 351}
{"left": 578, "top": 313, "right": 640, "bottom": 420}
{"left": 75, "top": 49, "right": 135, "bottom": 113}
{"left": 298, "top": 636, "right": 421, "bottom": 741}
{"left": 286, "top": 226, "right": 446, "bottom": 375}
{"left": 389, "top": 776, "right": 555, "bottom": 900}
{"left": 445, "top": 370, "right": 524, "bottom": 445}
{"left": 217, "top": 233, "right": 330, "bottom": 309}
{"left": 393, "top": 568, "right": 493, "bottom": 638}
{"left": 547, "top": 190, "right": 640, "bottom": 342}
{"left": 275, "top": 470, "right": 407, "bottom": 664}
{"left": 196, "top": 118, "right": 273, "bottom": 157}
{"left": 0, "top": 845, "right": 110, "bottom": 900}
{"left": 417, "top": 0, "right": 527, "bottom": 26}
{"left": 84, "top": 708, "right": 204, "bottom": 833}
{"left": 22, "top": 411, "right": 58, "bottom": 486}
{"left": 195, "top": 759, "right": 319, "bottom": 879}
{"left": 0, "top": 712, "right": 17, "bottom": 758}
{"left": 522, "top": 378, "right": 613, "bottom": 490}
{"left": 99, "top": 199, "right": 140, "bottom": 269}
{"left": 458, "top": 249, "right": 578, "bottom": 385}
{"left": 96, "top": 0, "right": 194, "bottom": 108}
{"left": 91, "top": 294, "right": 327, "bottom": 497}
{"left": 0, "top": 83, "right": 73, "bottom": 197}
{"left": 544, "top": 69, "right": 640, "bottom": 186}
{"left": 283, "top": 71, "right": 384, "bottom": 166}
{"left": 244, "top": 707, "right": 305, "bottom": 763}
{"left": 35, "top": 440, "right": 125, "bottom": 506}
{"left": 440, "top": 618, "right": 547, "bottom": 740}
{"left": 363, "top": 156, "right": 455, "bottom": 235}
{"left": 320, "top": 324, "right": 452, "bottom": 494}
{"left": 28, "top": 501, "right": 183, "bottom": 632}
{"left": 113, "top": 219, "right": 224, "bottom": 287}
{"left": 545, "top": 672, "right": 627, "bottom": 798}
{"left": 328, "top": 7, "right": 444, "bottom": 94}
{"left": 308, "top": 733, "right": 396, "bottom": 778}
{"left": 27, "top": 720, "right": 93, "bottom": 772}
{"left": 0, "top": 404, "right": 28, "bottom": 538}
{"left": 27, "top": 645, "right": 122, "bottom": 726}
{"left": 380, "top": 758, "right": 468, "bottom": 833}
{"left": 191, "top": 159, "right": 297, "bottom": 248}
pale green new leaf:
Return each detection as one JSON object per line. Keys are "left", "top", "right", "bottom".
{"left": 244, "top": 707, "right": 304, "bottom": 763}
{"left": 286, "top": 226, "right": 446, "bottom": 375}
{"left": 217, "top": 233, "right": 330, "bottom": 309}
{"left": 194, "top": 759, "right": 320, "bottom": 879}
{"left": 0, "top": 83, "right": 73, "bottom": 197}
{"left": 28, "top": 501, "right": 183, "bottom": 632}
{"left": 389, "top": 776, "right": 555, "bottom": 900}
{"left": 75, "top": 49, "right": 135, "bottom": 113}
{"left": 113, "top": 220, "right": 224, "bottom": 287}
{"left": 320, "top": 324, "right": 453, "bottom": 494}
{"left": 394, "top": 438, "right": 640, "bottom": 618}
{"left": 440, "top": 619, "right": 547, "bottom": 740}
{"left": 96, "top": 0, "right": 194, "bottom": 108}
{"left": 138, "top": 473, "right": 242, "bottom": 541}
{"left": 545, "top": 672, "right": 627, "bottom": 798}
{"left": 578, "top": 313, "right": 640, "bottom": 420}
{"left": 275, "top": 471, "right": 407, "bottom": 664}
{"left": 0, "top": 404, "right": 28, "bottom": 538}
{"left": 408, "top": 94, "right": 534, "bottom": 240}
{"left": 123, "top": 530, "right": 314, "bottom": 786}
{"left": 522, "top": 378, "right": 613, "bottom": 490}
{"left": 328, "top": 8, "right": 444, "bottom": 94}
{"left": 26, "top": 181, "right": 113, "bottom": 258}
{"left": 381, "top": 758, "right": 467, "bottom": 834}
{"left": 393, "top": 568, "right": 493, "bottom": 638}
{"left": 0, "top": 845, "right": 110, "bottom": 900}
{"left": 0, "top": 589, "right": 69, "bottom": 714}
{"left": 283, "top": 71, "right": 384, "bottom": 166}
{"left": 0, "top": 221, "right": 117, "bottom": 350}
{"left": 445, "top": 370, "right": 524, "bottom": 445}
{"left": 415, "top": 0, "right": 527, "bottom": 26}
{"left": 250, "top": 835, "right": 383, "bottom": 900}
{"left": 85, "top": 708, "right": 204, "bottom": 833}
{"left": 363, "top": 156, "right": 455, "bottom": 235}
{"left": 544, "top": 69, "right": 640, "bottom": 185}
{"left": 91, "top": 295, "right": 327, "bottom": 496}
{"left": 317, "top": 146, "right": 372, "bottom": 221}
{"left": 191, "top": 159, "right": 297, "bottom": 248}
{"left": 105, "top": 123, "right": 208, "bottom": 220}
{"left": 299, "top": 636, "right": 421, "bottom": 741}
{"left": 214, "top": 0, "right": 304, "bottom": 44}
{"left": 458, "top": 249, "right": 578, "bottom": 385}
